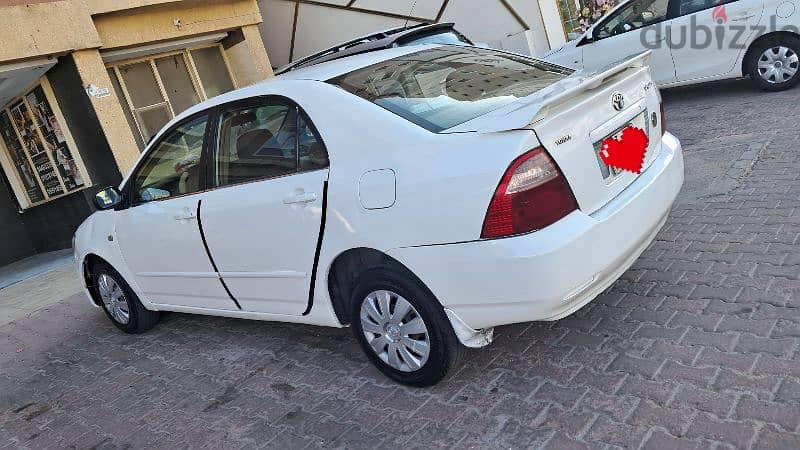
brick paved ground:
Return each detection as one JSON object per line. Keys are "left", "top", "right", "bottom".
{"left": 2, "top": 79, "right": 800, "bottom": 449}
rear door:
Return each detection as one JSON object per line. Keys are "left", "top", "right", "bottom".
{"left": 668, "top": 0, "right": 765, "bottom": 82}
{"left": 199, "top": 97, "right": 329, "bottom": 315}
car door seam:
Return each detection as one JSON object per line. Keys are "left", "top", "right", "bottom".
{"left": 196, "top": 199, "right": 242, "bottom": 310}
{"left": 303, "top": 179, "right": 329, "bottom": 316}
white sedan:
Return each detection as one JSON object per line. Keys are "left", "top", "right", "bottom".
{"left": 74, "top": 45, "right": 684, "bottom": 386}
{"left": 544, "top": 0, "right": 800, "bottom": 91}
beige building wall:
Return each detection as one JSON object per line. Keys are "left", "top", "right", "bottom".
{"left": 223, "top": 24, "right": 275, "bottom": 86}
{"left": 0, "top": 1, "right": 100, "bottom": 62}
{"left": 72, "top": 49, "right": 143, "bottom": 174}
{"left": 92, "top": 0, "right": 264, "bottom": 50}
{"left": 86, "top": 0, "right": 183, "bottom": 15}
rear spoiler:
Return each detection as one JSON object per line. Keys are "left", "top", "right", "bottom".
{"left": 442, "top": 51, "right": 652, "bottom": 134}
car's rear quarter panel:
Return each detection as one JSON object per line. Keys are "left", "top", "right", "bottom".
{"left": 282, "top": 82, "right": 537, "bottom": 321}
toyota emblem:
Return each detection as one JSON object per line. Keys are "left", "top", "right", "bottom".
{"left": 612, "top": 92, "right": 625, "bottom": 111}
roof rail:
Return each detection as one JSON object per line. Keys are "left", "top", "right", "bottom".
{"left": 275, "top": 22, "right": 470, "bottom": 75}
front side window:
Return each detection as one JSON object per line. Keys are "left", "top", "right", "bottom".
{"left": 678, "top": 0, "right": 726, "bottom": 16}
{"left": 131, "top": 115, "right": 208, "bottom": 203}
{"left": 215, "top": 101, "right": 328, "bottom": 187}
{"left": 595, "top": 0, "right": 670, "bottom": 39}
{"left": 329, "top": 47, "right": 573, "bottom": 132}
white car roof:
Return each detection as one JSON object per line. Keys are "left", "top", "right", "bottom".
{"left": 277, "top": 44, "right": 438, "bottom": 81}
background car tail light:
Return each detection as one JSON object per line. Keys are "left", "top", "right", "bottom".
{"left": 481, "top": 147, "right": 578, "bottom": 239}
{"left": 660, "top": 102, "right": 667, "bottom": 135}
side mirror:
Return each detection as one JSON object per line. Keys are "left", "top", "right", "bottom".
{"left": 94, "top": 187, "right": 124, "bottom": 210}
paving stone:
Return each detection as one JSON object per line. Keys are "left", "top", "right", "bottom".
{"left": 685, "top": 413, "right": 758, "bottom": 448}
{"left": 752, "top": 424, "right": 800, "bottom": 450}
{"left": 671, "top": 385, "right": 736, "bottom": 418}
{"left": 657, "top": 360, "right": 717, "bottom": 388}
{"left": 642, "top": 430, "right": 708, "bottom": 450}
{"left": 734, "top": 397, "right": 800, "bottom": 432}
{"left": 628, "top": 400, "right": 693, "bottom": 436}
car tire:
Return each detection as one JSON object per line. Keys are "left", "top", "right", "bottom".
{"left": 92, "top": 262, "right": 159, "bottom": 334}
{"left": 747, "top": 36, "right": 800, "bottom": 91}
{"left": 350, "top": 268, "right": 463, "bottom": 387}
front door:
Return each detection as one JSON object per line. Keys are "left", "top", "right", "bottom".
{"left": 669, "top": 0, "right": 765, "bottom": 82}
{"left": 115, "top": 113, "right": 238, "bottom": 310}
{"left": 199, "top": 98, "right": 330, "bottom": 315}
{"left": 582, "top": 0, "right": 678, "bottom": 85}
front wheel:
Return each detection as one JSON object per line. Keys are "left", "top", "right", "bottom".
{"left": 747, "top": 36, "right": 800, "bottom": 91}
{"left": 92, "top": 262, "right": 159, "bottom": 334}
{"left": 350, "top": 268, "right": 463, "bottom": 387}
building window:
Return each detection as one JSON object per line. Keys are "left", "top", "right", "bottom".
{"left": 0, "top": 83, "right": 86, "bottom": 207}
{"left": 107, "top": 45, "right": 237, "bottom": 148}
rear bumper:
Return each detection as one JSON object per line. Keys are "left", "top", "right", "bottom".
{"left": 389, "top": 132, "right": 684, "bottom": 330}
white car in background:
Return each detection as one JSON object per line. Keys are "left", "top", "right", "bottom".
{"left": 544, "top": 0, "right": 800, "bottom": 91}
{"left": 73, "top": 44, "right": 684, "bottom": 386}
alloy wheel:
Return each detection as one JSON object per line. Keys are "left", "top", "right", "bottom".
{"left": 757, "top": 46, "right": 799, "bottom": 84}
{"left": 98, "top": 273, "right": 130, "bottom": 325}
{"left": 360, "top": 290, "right": 431, "bottom": 372}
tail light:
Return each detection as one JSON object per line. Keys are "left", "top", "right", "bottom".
{"left": 481, "top": 147, "right": 578, "bottom": 239}
{"left": 660, "top": 102, "right": 667, "bottom": 135}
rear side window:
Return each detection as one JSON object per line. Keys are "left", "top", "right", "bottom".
{"left": 329, "top": 46, "right": 573, "bottom": 132}
{"left": 214, "top": 100, "right": 329, "bottom": 187}
{"left": 216, "top": 104, "right": 298, "bottom": 187}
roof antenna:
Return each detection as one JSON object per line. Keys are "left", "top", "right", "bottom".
{"left": 404, "top": 0, "right": 418, "bottom": 29}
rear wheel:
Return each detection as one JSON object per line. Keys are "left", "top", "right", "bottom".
{"left": 747, "top": 36, "right": 800, "bottom": 91}
{"left": 350, "top": 268, "right": 463, "bottom": 387}
{"left": 92, "top": 262, "right": 159, "bottom": 334}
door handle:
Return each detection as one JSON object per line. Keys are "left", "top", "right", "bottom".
{"left": 731, "top": 14, "right": 755, "bottom": 21}
{"left": 174, "top": 210, "right": 197, "bottom": 221}
{"left": 283, "top": 192, "right": 318, "bottom": 205}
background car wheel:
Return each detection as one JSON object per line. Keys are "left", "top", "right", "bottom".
{"left": 92, "top": 262, "right": 159, "bottom": 334}
{"left": 350, "top": 268, "right": 463, "bottom": 387}
{"left": 747, "top": 36, "right": 800, "bottom": 91}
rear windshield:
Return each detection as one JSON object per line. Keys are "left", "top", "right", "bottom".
{"left": 328, "top": 46, "right": 574, "bottom": 132}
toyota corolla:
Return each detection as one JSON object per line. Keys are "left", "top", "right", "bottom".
{"left": 73, "top": 45, "right": 684, "bottom": 386}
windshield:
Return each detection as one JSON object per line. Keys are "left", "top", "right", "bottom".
{"left": 328, "top": 46, "right": 574, "bottom": 132}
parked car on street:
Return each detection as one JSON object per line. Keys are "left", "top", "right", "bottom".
{"left": 543, "top": 0, "right": 800, "bottom": 91}
{"left": 74, "top": 44, "right": 684, "bottom": 386}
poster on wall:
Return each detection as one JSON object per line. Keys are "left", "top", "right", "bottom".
{"left": 31, "top": 152, "right": 63, "bottom": 197}
{"left": 0, "top": 111, "right": 45, "bottom": 203}
{"left": 9, "top": 100, "right": 65, "bottom": 197}
{"left": 26, "top": 87, "right": 84, "bottom": 190}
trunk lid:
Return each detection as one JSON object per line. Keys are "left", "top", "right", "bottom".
{"left": 445, "top": 52, "right": 664, "bottom": 215}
